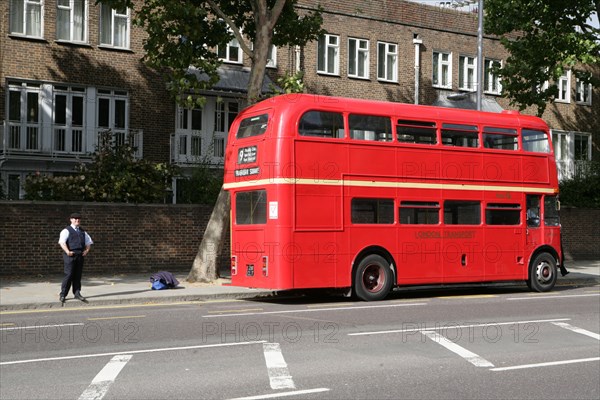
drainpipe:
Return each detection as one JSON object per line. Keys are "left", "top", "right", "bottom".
{"left": 413, "top": 34, "right": 422, "bottom": 105}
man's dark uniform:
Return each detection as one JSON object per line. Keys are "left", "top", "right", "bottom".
{"left": 60, "top": 226, "right": 86, "bottom": 299}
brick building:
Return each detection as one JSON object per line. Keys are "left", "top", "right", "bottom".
{"left": 1, "top": 0, "right": 598, "bottom": 199}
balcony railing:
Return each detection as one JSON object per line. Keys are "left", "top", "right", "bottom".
{"left": 171, "top": 130, "right": 224, "bottom": 166}
{"left": 1, "top": 121, "right": 143, "bottom": 159}
{"left": 556, "top": 160, "right": 595, "bottom": 181}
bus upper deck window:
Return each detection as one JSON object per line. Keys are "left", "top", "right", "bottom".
{"left": 522, "top": 129, "right": 550, "bottom": 153}
{"left": 299, "top": 111, "right": 345, "bottom": 138}
{"left": 396, "top": 120, "right": 437, "bottom": 145}
{"left": 483, "top": 127, "right": 518, "bottom": 150}
{"left": 441, "top": 123, "right": 479, "bottom": 148}
{"left": 349, "top": 114, "right": 392, "bottom": 141}
{"left": 236, "top": 114, "right": 269, "bottom": 139}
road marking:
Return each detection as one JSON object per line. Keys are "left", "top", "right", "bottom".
{"left": 227, "top": 388, "right": 330, "bottom": 400}
{"left": 348, "top": 318, "right": 571, "bottom": 336}
{"left": 0, "top": 323, "right": 15, "bottom": 327}
{"left": 78, "top": 355, "right": 132, "bottom": 400}
{"left": 0, "top": 301, "right": 208, "bottom": 315}
{"left": 87, "top": 315, "right": 145, "bottom": 321}
{"left": 507, "top": 293, "right": 600, "bottom": 301}
{"left": 551, "top": 322, "right": 600, "bottom": 340}
{"left": 421, "top": 330, "right": 494, "bottom": 367}
{"left": 0, "top": 340, "right": 266, "bottom": 366}
{"left": 490, "top": 357, "right": 600, "bottom": 372}
{"left": 208, "top": 308, "right": 264, "bottom": 314}
{"left": 263, "top": 343, "right": 295, "bottom": 390}
{"left": 202, "top": 302, "right": 427, "bottom": 318}
{"left": 436, "top": 295, "right": 497, "bottom": 299}
{"left": 0, "top": 322, "right": 84, "bottom": 331}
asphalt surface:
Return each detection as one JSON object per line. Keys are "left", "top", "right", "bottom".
{"left": 1, "top": 260, "right": 598, "bottom": 311}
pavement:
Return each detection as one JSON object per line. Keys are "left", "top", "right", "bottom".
{"left": 1, "top": 260, "right": 598, "bottom": 311}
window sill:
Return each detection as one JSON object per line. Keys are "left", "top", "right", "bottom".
{"left": 55, "top": 40, "right": 92, "bottom": 48}
{"left": 8, "top": 34, "right": 47, "bottom": 43}
{"left": 98, "top": 44, "right": 133, "bottom": 53}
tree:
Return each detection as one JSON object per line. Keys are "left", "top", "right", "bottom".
{"left": 101, "top": 0, "right": 324, "bottom": 281}
{"left": 485, "top": 0, "right": 600, "bottom": 115}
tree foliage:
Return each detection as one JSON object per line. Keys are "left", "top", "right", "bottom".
{"left": 559, "top": 162, "right": 600, "bottom": 208}
{"left": 485, "top": 0, "right": 600, "bottom": 115}
{"left": 99, "top": 0, "right": 324, "bottom": 105}
{"left": 25, "top": 133, "right": 179, "bottom": 203}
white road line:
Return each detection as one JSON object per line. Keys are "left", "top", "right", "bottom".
{"left": 507, "top": 293, "right": 600, "bottom": 301}
{"left": 0, "top": 340, "right": 266, "bottom": 366}
{"left": 203, "top": 302, "right": 427, "bottom": 318}
{"left": 263, "top": 343, "right": 295, "bottom": 390}
{"left": 348, "top": 318, "right": 571, "bottom": 336}
{"left": 551, "top": 322, "right": 600, "bottom": 340}
{"left": 490, "top": 357, "right": 600, "bottom": 372}
{"left": 421, "top": 330, "right": 494, "bottom": 368}
{"left": 78, "top": 355, "right": 132, "bottom": 400}
{"left": 0, "top": 323, "right": 84, "bottom": 331}
{"left": 227, "top": 388, "right": 330, "bottom": 400}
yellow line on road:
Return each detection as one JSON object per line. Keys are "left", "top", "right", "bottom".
{"left": 436, "top": 294, "right": 497, "bottom": 299}
{"left": 87, "top": 315, "right": 146, "bottom": 321}
{"left": 0, "top": 323, "right": 16, "bottom": 327}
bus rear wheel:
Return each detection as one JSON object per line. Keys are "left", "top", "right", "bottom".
{"left": 528, "top": 252, "right": 557, "bottom": 292}
{"left": 354, "top": 254, "right": 393, "bottom": 301}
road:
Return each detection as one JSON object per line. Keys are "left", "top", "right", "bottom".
{"left": 1, "top": 283, "right": 599, "bottom": 400}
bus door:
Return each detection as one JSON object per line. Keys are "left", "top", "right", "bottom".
{"left": 526, "top": 194, "right": 542, "bottom": 249}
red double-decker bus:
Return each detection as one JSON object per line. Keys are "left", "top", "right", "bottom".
{"left": 223, "top": 94, "right": 563, "bottom": 301}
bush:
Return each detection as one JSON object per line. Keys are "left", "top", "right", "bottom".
{"left": 559, "top": 161, "right": 600, "bottom": 208}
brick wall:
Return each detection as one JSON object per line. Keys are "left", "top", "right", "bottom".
{"left": 560, "top": 207, "right": 600, "bottom": 260}
{"left": 0, "top": 202, "right": 597, "bottom": 278}
{"left": 0, "top": 202, "right": 230, "bottom": 277}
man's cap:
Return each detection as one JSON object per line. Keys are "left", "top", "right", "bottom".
{"left": 70, "top": 212, "right": 82, "bottom": 219}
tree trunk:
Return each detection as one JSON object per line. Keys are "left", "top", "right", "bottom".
{"left": 187, "top": 187, "right": 230, "bottom": 282}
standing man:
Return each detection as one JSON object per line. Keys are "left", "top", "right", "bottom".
{"left": 58, "top": 212, "right": 93, "bottom": 303}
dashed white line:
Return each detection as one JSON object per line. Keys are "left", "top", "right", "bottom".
{"left": 227, "top": 388, "right": 330, "bottom": 400}
{"left": 551, "top": 322, "right": 600, "bottom": 340}
{"left": 0, "top": 340, "right": 266, "bottom": 366}
{"left": 490, "top": 357, "right": 600, "bottom": 372}
{"left": 78, "top": 354, "right": 132, "bottom": 400}
{"left": 203, "top": 303, "right": 427, "bottom": 317}
{"left": 421, "top": 330, "right": 495, "bottom": 367}
{"left": 263, "top": 343, "right": 295, "bottom": 390}
{"left": 507, "top": 293, "right": 600, "bottom": 301}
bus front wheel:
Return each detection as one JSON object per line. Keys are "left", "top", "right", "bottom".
{"left": 354, "top": 254, "right": 393, "bottom": 301}
{"left": 528, "top": 252, "right": 557, "bottom": 292}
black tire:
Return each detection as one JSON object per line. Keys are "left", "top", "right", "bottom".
{"left": 528, "top": 252, "right": 557, "bottom": 292}
{"left": 354, "top": 254, "right": 393, "bottom": 301}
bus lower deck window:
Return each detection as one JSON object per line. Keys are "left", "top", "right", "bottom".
{"left": 236, "top": 190, "right": 267, "bottom": 224}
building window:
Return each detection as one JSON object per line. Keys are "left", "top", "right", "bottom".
{"left": 575, "top": 78, "right": 592, "bottom": 105}
{"left": 348, "top": 38, "right": 369, "bottom": 79}
{"left": 53, "top": 86, "right": 86, "bottom": 153}
{"left": 459, "top": 55, "right": 476, "bottom": 90}
{"left": 377, "top": 42, "right": 397, "bottom": 82}
{"left": 556, "top": 71, "right": 570, "bottom": 103}
{"left": 57, "top": 0, "right": 87, "bottom": 42}
{"left": 574, "top": 133, "right": 591, "bottom": 161}
{"left": 10, "top": 0, "right": 43, "bottom": 37}
{"left": 432, "top": 51, "right": 451, "bottom": 88}
{"left": 484, "top": 59, "right": 501, "bottom": 94}
{"left": 7, "top": 82, "right": 41, "bottom": 151}
{"left": 213, "top": 101, "right": 238, "bottom": 160}
{"left": 97, "top": 89, "right": 129, "bottom": 146}
{"left": 266, "top": 45, "right": 277, "bottom": 68}
{"left": 317, "top": 34, "right": 339, "bottom": 75}
{"left": 218, "top": 36, "right": 242, "bottom": 64}
{"left": 99, "top": 4, "right": 129, "bottom": 48}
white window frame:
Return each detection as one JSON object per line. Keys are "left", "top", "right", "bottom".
{"left": 218, "top": 36, "right": 242, "bottom": 64}
{"left": 432, "top": 51, "right": 452, "bottom": 89}
{"left": 96, "top": 89, "right": 129, "bottom": 148}
{"left": 556, "top": 71, "right": 571, "bottom": 103}
{"left": 53, "top": 85, "right": 86, "bottom": 153}
{"left": 348, "top": 37, "right": 369, "bottom": 79}
{"left": 99, "top": 4, "right": 130, "bottom": 49}
{"left": 6, "top": 81, "right": 42, "bottom": 152}
{"left": 317, "top": 34, "right": 340, "bottom": 75}
{"left": 459, "top": 55, "right": 477, "bottom": 91}
{"left": 9, "top": 0, "right": 43, "bottom": 38}
{"left": 575, "top": 78, "right": 592, "bottom": 105}
{"left": 484, "top": 59, "right": 502, "bottom": 94}
{"left": 56, "top": 0, "right": 87, "bottom": 43}
{"left": 377, "top": 41, "right": 398, "bottom": 82}
{"left": 266, "top": 44, "right": 277, "bottom": 68}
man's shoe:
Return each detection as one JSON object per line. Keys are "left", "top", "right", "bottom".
{"left": 59, "top": 295, "right": 66, "bottom": 303}
{"left": 74, "top": 294, "right": 88, "bottom": 302}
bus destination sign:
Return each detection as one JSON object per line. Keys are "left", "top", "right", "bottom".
{"left": 238, "top": 146, "right": 257, "bottom": 164}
